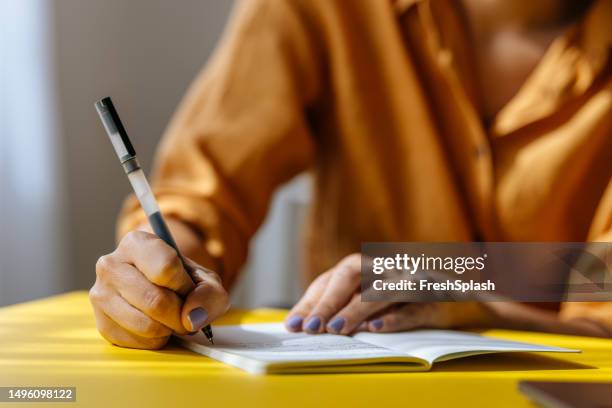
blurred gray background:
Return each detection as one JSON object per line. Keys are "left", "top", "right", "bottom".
{"left": 0, "top": 0, "right": 309, "bottom": 308}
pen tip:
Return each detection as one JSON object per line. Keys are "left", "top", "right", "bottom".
{"left": 202, "top": 325, "right": 214, "bottom": 344}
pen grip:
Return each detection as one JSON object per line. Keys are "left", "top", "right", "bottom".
{"left": 148, "top": 209, "right": 214, "bottom": 339}
{"left": 148, "top": 211, "right": 185, "bottom": 263}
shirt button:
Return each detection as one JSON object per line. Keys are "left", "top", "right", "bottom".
{"left": 474, "top": 144, "right": 489, "bottom": 158}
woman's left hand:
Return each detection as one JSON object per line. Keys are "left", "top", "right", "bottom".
{"left": 285, "top": 253, "right": 494, "bottom": 334}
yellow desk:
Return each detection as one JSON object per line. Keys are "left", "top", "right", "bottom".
{"left": 1, "top": 292, "right": 611, "bottom": 408}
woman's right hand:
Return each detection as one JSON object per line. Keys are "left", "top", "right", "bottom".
{"left": 89, "top": 230, "right": 229, "bottom": 349}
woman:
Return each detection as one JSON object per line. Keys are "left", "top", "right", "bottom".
{"left": 89, "top": 0, "right": 612, "bottom": 348}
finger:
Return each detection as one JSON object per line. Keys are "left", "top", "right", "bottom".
{"left": 285, "top": 272, "right": 331, "bottom": 332}
{"left": 181, "top": 268, "right": 230, "bottom": 332}
{"left": 369, "top": 302, "right": 494, "bottom": 332}
{"left": 93, "top": 308, "right": 169, "bottom": 350}
{"left": 118, "top": 230, "right": 195, "bottom": 295}
{"left": 99, "top": 290, "right": 172, "bottom": 338}
{"left": 354, "top": 321, "right": 368, "bottom": 333}
{"left": 305, "top": 263, "right": 361, "bottom": 334}
{"left": 367, "top": 303, "right": 442, "bottom": 333}
{"left": 329, "top": 294, "right": 391, "bottom": 335}
{"left": 183, "top": 257, "right": 221, "bottom": 286}
{"left": 98, "top": 257, "right": 187, "bottom": 334}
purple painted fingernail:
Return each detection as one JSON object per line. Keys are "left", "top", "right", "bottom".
{"left": 327, "top": 317, "right": 346, "bottom": 333}
{"left": 286, "top": 315, "right": 303, "bottom": 330}
{"left": 305, "top": 316, "right": 321, "bottom": 332}
{"left": 188, "top": 307, "right": 208, "bottom": 331}
{"left": 370, "top": 319, "right": 383, "bottom": 331}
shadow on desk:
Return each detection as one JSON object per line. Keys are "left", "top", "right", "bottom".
{"left": 432, "top": 352, "right": 594, "bottom": 372}
{"left": 151, "top": 347, "right": 594, "bottom": 375}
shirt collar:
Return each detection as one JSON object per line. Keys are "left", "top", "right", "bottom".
{"left": 394, "top": 0, "right": 611, "bottom": 73}
{"left": 491, "top": 0, "right": 612, "bottom": 137}
{"left": 393, "top": 0, "right": 611, "bottom": 137}
{"left": 576, "top": 0, "right": 612, "bottom": 74}
{"left": 392, "top": 0, "right": 423, "bottom": 15}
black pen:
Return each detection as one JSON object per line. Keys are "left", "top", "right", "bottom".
{"left": 95, "top": 96, "right": 214, "bottom": 344}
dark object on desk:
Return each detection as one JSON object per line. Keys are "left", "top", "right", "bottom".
{"left": 519, "top": 380, "right": 612, "bottom": 408}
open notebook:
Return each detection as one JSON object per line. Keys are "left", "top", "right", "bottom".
{"left": 176, "top": 323, "right": 578, "bottom": 374}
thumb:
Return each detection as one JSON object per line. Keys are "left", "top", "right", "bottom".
{"left": 181, "top": 264, "right": 230, "bottom": 332}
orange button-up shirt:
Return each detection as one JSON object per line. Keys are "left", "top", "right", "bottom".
{"left": 118, "top": 0, "right": 612, "bottom": 329}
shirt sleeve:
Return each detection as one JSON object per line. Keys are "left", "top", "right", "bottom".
{"left": 116, "top": 0, "right": 321, "bottom": 287}
{"left": 560, "top": 181, "right": 612, "bottom": 336}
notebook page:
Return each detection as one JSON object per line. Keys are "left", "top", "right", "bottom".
{"left": 177, "top": 323, "right": 410, "bottom": 373}
{"left": 354, "top": 330, "right": 578, "bottom": 364}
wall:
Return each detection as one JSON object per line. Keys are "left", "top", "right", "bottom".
{"left": 0, "top": 0, "right": 67, "bottom": 305}
{"left": 53, "top": 0, "right": 235, "bottom": 291}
